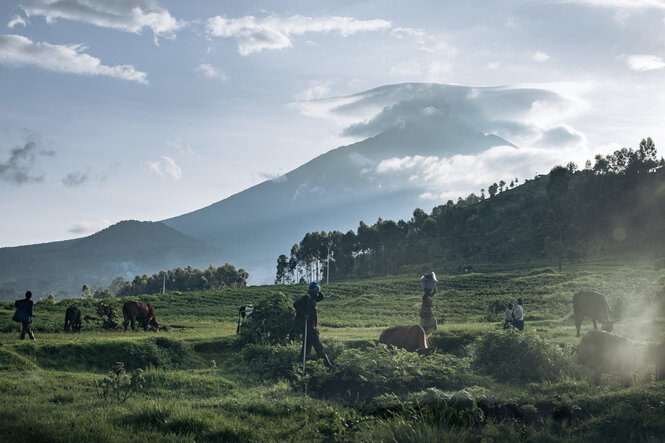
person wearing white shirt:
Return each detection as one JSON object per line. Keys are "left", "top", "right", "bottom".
{"left": 512, "top": 298, "right": 524, "bottom": 331}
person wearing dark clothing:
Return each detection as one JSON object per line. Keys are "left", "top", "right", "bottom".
{"left": 293, "top": 282, "right": 333, "bottom": 368}
{"left": 13, "top": 291, "right": 36, "bottom": 340}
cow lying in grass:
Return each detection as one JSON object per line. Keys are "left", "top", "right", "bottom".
{"left": 379, "top": 325, "right": 437, "bottom": 356}
{"left": 573, "top": 290, "right": 614, "bottom": 337}
{"left": 123, "top": 301, "right": 160, "bottom": 332}
{"left": 577, "top": 330, "right": 636, "bottom": 383}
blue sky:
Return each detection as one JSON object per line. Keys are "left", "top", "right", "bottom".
{"left": 1, "top": 0, "right": 665, "bottom": 247}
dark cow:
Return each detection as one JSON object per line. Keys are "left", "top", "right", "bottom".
{"left": 656, "top": 342, "right": 665, "bottom": 381}
{"left": 379, "top": 325, "right": 437, "bottom": 356}
{"left": 123, "top": 301, "right": 160, "bottom": 332}
{"left": 64, "top": 306, "right": 82, "bottom": 333}
{"left": 577, "top": 330, "right": 636, "bottom": 381}
{"left": 573, "top": 290, "right": 613, "bottom": 337}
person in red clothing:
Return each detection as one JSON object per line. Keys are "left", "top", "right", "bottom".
{"left": 293, "top": 282, "right": 333, "bottom": 368}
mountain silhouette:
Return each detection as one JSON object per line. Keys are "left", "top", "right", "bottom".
{"left": 0, "top": 83, "right": 565, "bottom": 295}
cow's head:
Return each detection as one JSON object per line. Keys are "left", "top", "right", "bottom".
{"left": 151, "top": 319, "right": 160, "bottom": 332}
{"left": 417, "top": 347, "right": 437, "bottom": 356}
{"left": 601, "top": 320, "right": 614, "bottom": 333}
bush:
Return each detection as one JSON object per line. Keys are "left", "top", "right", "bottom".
{"left": 97, "top": 303, "right": 119, "bottom": 330}
{"left": 472, "top": 329, "right": 573, "bottom": 383}
{"left": 303, "top": 345, "right": 480, "bottom": 400}
{"left": 242, "top": 292, "right": 295, "bottom": 345}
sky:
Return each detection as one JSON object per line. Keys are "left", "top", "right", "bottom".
{"left": 1, "top": 0, "right": 665, "bottom": 247}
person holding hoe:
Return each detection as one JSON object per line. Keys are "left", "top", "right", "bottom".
{"left": 293, "top": 282, "right": 334, "bottom": 369}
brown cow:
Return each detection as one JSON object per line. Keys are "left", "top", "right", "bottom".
{"left": 379, "top": 325, "right": 437, "bottom": 356}
{"left": 123, "top": 301, "right": 160, "bottom": 332}
{"left": 573, "top": 290, "right": 613, "bottom": 337}
{"left": 577, "top": 330, "right": 636, "bottom": 381}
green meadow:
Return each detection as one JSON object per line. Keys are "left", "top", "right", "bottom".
{"left": 1, "top": 263, "right": 664, "bottom": 442}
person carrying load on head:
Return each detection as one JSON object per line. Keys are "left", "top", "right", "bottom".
{"left": 13, "top": 290, "right": 36, "bottom": 340}
{"left": 293, "top": 282, "right": 334, "bottom": 368}
{"left": 420, "top": 272, "right": 438, "bottom": 334}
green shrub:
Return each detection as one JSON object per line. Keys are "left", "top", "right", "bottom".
{"left": 240, "top": 343, "right": 299, "bottom": 380}
{"left": 303, "top": 345, "right": 480, "bottom": 400}
{"left": 97, "top": 302, "right": 119, "bottom": 330}
{"left": 242, "top": 292, "right": 295, "bottom": 345}
{"left": 472, "top": 329, "right": 573, "bottom": 383}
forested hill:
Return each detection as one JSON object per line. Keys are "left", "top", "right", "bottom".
{"left": 0, "top": 221, "right": 221, "bottom": 300}
{"left": 276, "top": 139, "right": 665, "bottom": 282}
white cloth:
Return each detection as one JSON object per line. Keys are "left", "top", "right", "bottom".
{"left": 512, "top": 304, "right": 524, "bottom": 321}
{"left": 504, "top": 308, "right": 513, "bottom": 322}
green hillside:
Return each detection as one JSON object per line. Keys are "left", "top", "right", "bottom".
{"left": 1, "top": 264, "right": 664, "bottom": 441}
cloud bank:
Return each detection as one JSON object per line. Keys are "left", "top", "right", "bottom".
{"left": 0, "top": 34, "right": 148, "bottom": 83}
{"left": 206, "top": 14, "right": 391, "bottom": 55}
{"left": 20, "top": 0, "right": 183, "bottom": 42}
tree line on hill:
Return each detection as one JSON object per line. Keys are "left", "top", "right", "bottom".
{"left": 275, "top": 138, "right": 665, "bottom": 283}
{"left": 89, "top": 263, "right": 249, "bottom": 298}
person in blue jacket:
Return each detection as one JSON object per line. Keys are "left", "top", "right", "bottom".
{"left": 13, "top": 290, "right": 36, "bottom": 340}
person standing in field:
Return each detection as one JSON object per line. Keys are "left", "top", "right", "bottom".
{"left": 293, "top": 282, "right": 334, "bottom": 368}
{"left": 512, "top": 298, "right": 524, "bottom": 331}
{"left": 420, "top": 272, "right": 438, "bottom": 334}
{"left": 13, "top": 290, "right": 36, "bottom": 340}
{"left": 503, "top": 303, "right": 514, "bottom": 329}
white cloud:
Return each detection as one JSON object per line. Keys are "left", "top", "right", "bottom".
{"left": 532, "top": 51, "right": 551, "bottom": 62}
{"left": 487, "top": 61, "right": 500, "bottom": 69}
{"left": 67, "top": 219, "right": 111, "bottom": 235}
{"left": 372, "top": 145, "right": 573, "bottom": 202}
{"left": 8, "top": 15, "right": 27, "bottom": 28}
{"left": 295, "top": 79, "right": 333, "bottom": 101}
{"left": 0, "top": 34, "right": 148, "bottom": 83}
{"left": 391, "top": 27, "right": 456, "bottom": 55}
{"left": 166, "top": 139, "right": 193, "bottom": 154}
{"left": 195, "top": 63, "right": 227, "bottom": 81}
{"left": 21, "top": 0, "right": 183, "bottom": 42}
{"left": 147, "top": 156, "right": 182, "bottom": 180}
{"left": 558, "top": 0, "right": 665, "bottom": 9}
{"left": 625, "top": 54, "right": 665, "bottom": 71}
{"left": 206, "top": 14, "right": 391, "bottom": 55}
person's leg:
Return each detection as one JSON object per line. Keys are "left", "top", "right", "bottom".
{"left": 20, "top": 322, "right": 27, "bottom": 340}
{"left": 311, "top": 330, "right": 334, "bottom": 368}
{"left": 298, "top": 329, "right": 314, "bottom": 360}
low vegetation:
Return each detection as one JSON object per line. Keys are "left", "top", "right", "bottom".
{"left": 1, "top": 264, "right": 664, "bottom": 441}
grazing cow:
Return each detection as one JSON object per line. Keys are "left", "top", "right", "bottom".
{"left": 577, "top": 330, "right": 636, "bottom": 380}
{"left": 379, "top": 325, "right": 437, "bottom": 356}
{"left": 573, "top": 291, "right": 613, "bottom": 337}
{"left": 123, "top": 301, "right": 160, "bottom": 332}
{"left": 656, "top": 342, "right": 665, "bottom": 381}
{"left": 64, "top": 306, "right": 82, "bottom": 333}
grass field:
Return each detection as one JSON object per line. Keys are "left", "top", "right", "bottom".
{"left": 1, "top": 264, "right": 664, "bottom": 442}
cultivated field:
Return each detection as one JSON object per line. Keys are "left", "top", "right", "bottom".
{"left": 1, "top": 264, "right": 664, "bottom": 442}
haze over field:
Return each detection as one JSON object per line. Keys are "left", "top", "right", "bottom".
{"left": 2, "top": 0, "right": 665, "bottom": 285}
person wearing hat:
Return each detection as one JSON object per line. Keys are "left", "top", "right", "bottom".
{"left": 293, "top": 282, "right": 334, "bottom": 368}
{"left": 13, "top": 290, "right": 36, "bottom": 340}
{"left": 512, "top": 298, "right": 524, "bottom": 331}
{"left": 419, "top": 272, "right": 438, "bottom": 334}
